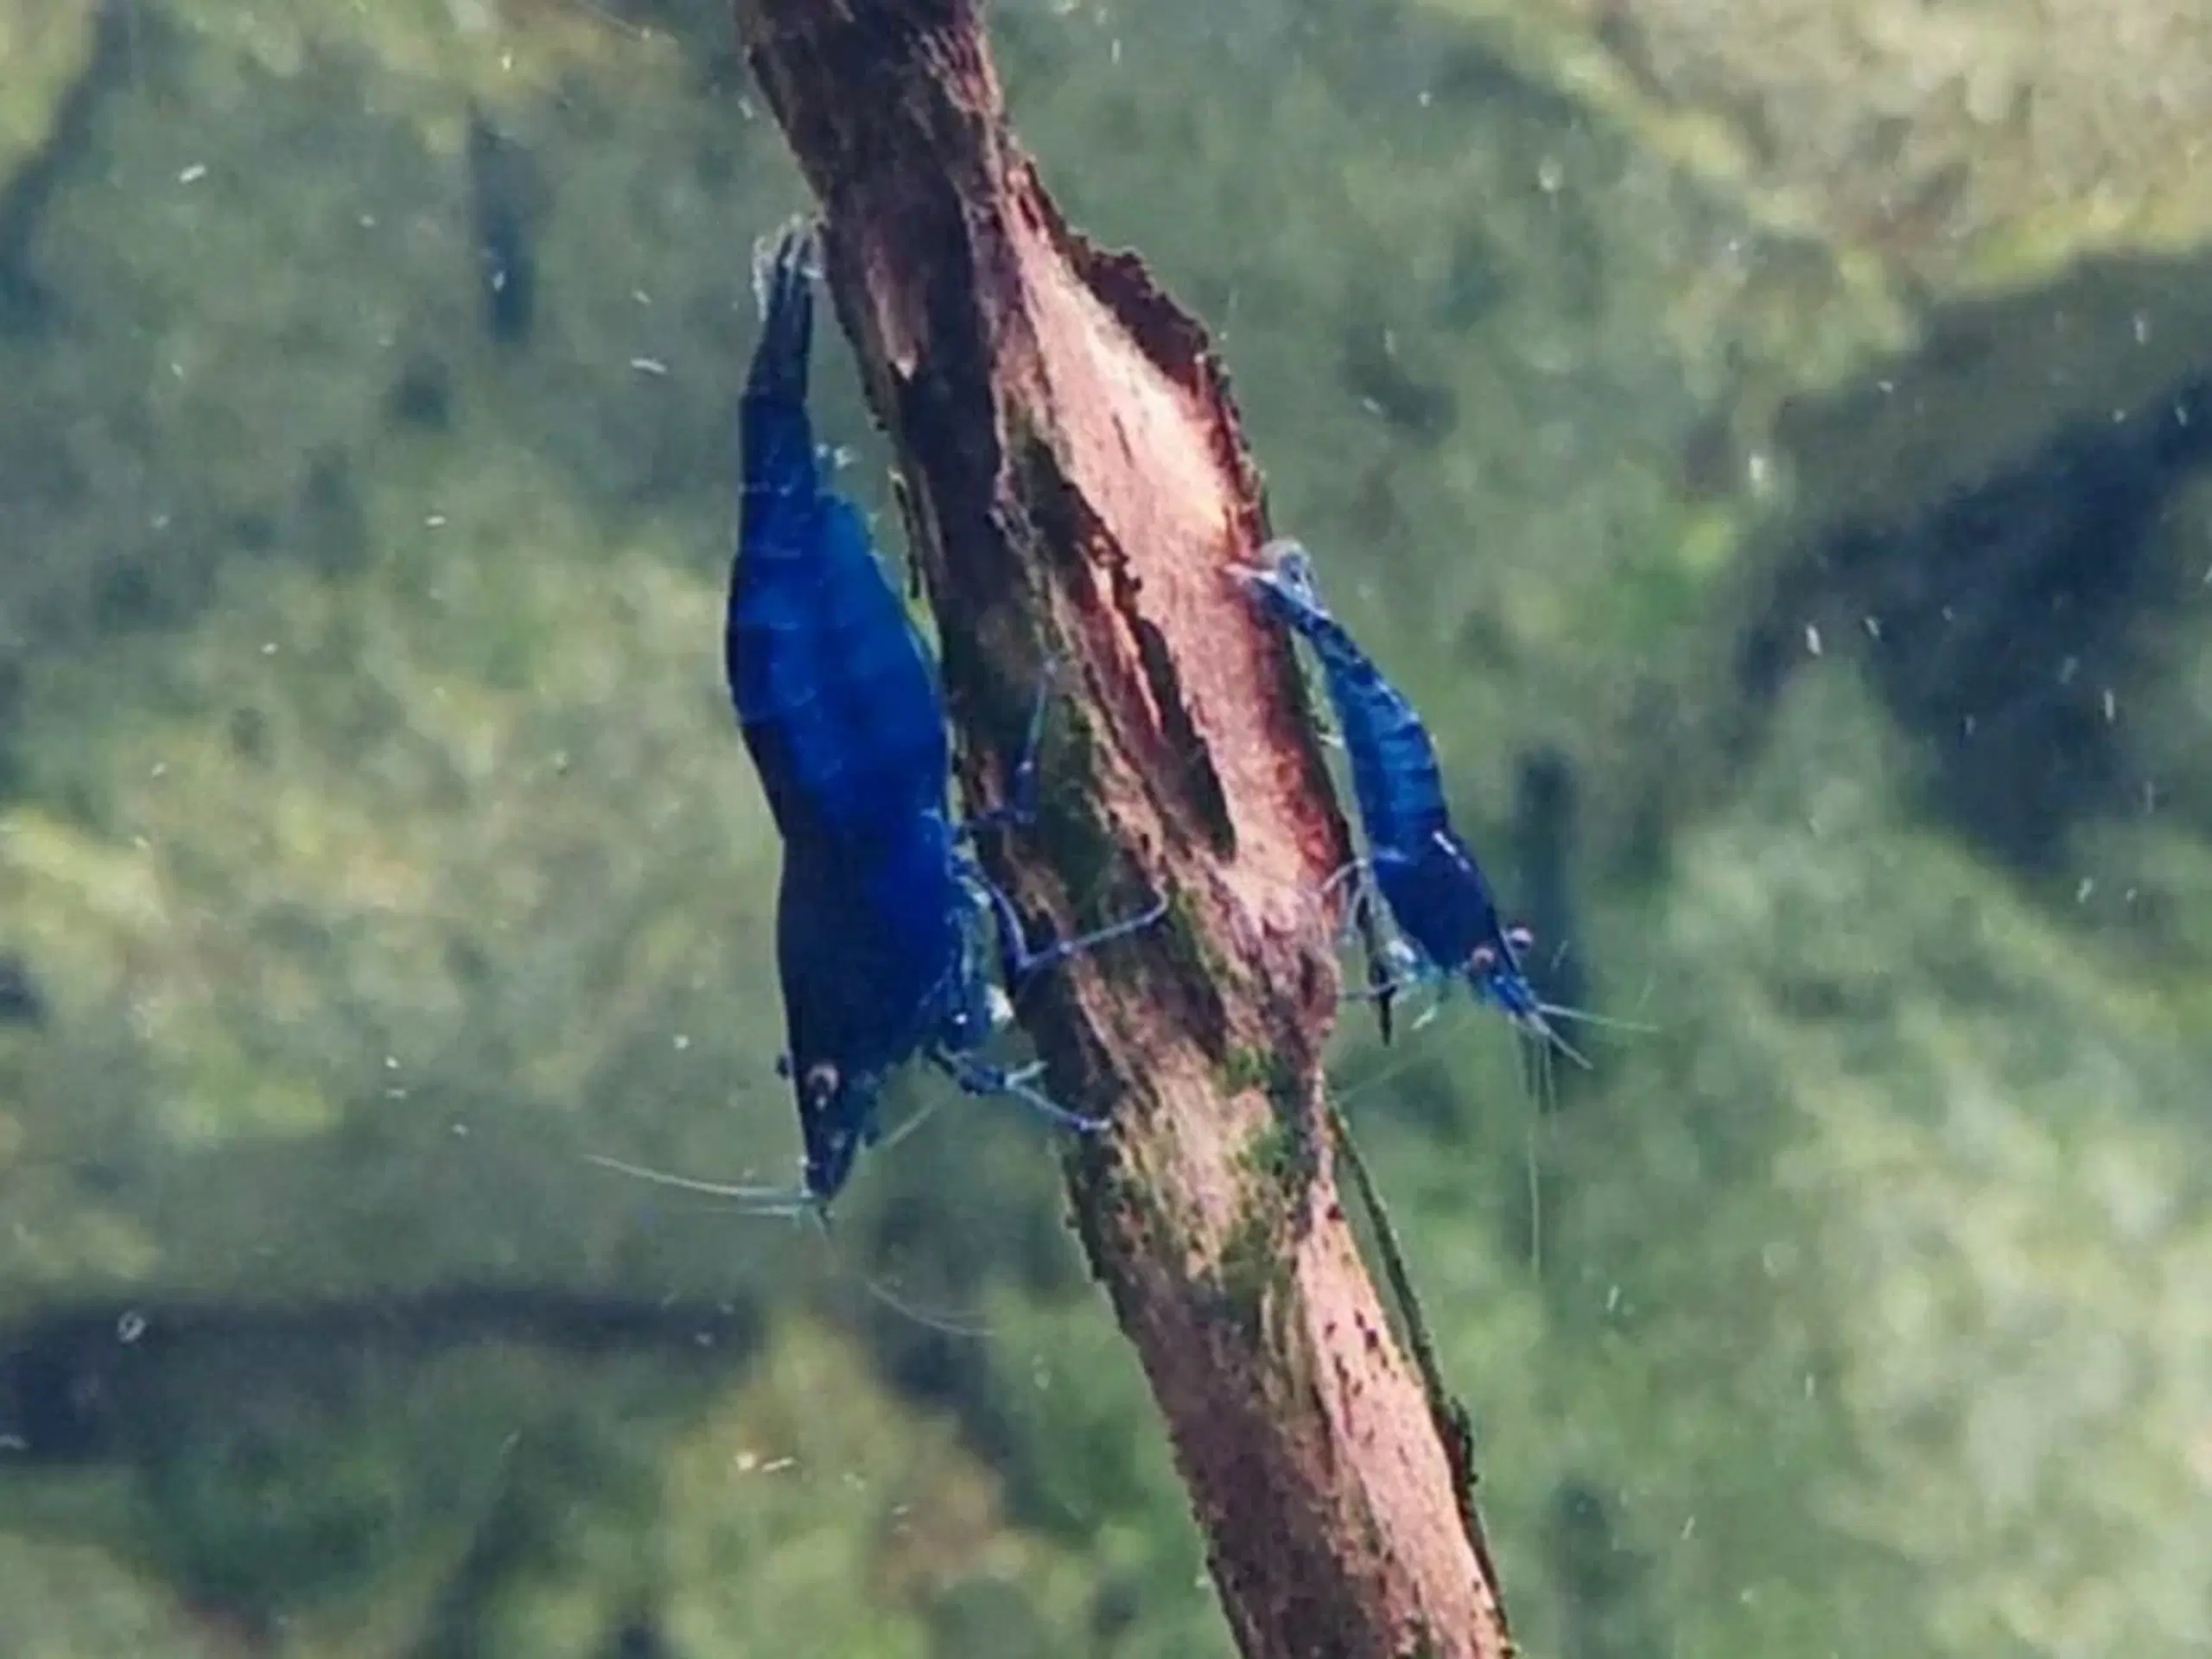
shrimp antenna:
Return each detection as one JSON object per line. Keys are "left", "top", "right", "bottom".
{"left": 582, "top": 1152, "right": 819, "bottom": 1217}
{"left": 1535, "top": 1001, "right": 1657, "bottom": 1035}
{"left": 848, "top": 1262, "right": 995, "bottom": 1340}
{"left": 582, "top": 1149, "right": 994, "bottom": 1339}
{"left": 1517, "top": 1012, "right": 1594, "bottom": 1071}
{"left": 1520, "top": 1037, "right": 1554, "bottom": 1278}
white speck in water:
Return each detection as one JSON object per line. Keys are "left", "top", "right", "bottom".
{"left": 2075, "top": 877, "right": 2095, "bottom": 904}
{"left": 178, "top": 163, "right": 207, "bottom": 184}
{"left": 149, "top": 762, "right": 166, "bottom": 779}
{"left": 118, "top": 1311, "right": 147, "bottom": 1344}
{"left": 2134, "top": 313, "right": 2152, "bottom": 345}
{"left": 1804, "top": 623, "right": 1822, "bottom": 656}
{"left": 1537, "top": 156, "right": 1563, "bottom": 194}
{"left": 632, "top": 289, "right": 652, "bottom": 306}
{"left": 630, "top": 356, "right": 669, "bottom": 376}
{"left": 1417, "top": 89, "right": 1432, "bottom": 107}
{"left": 260, "top": 641, "right": 277, "bottom": 656}
{"left": 673, "top": 1033, "right": 691, "bottom": 1051}
{"left": 425, "top": 513, "right": 447, "bottom": 528}
{"left": 2057, "top": 654, "right": 2080, "bottom": 686}
{"left": 1861, "top": 614, "right": 1882, "bottom": 641}
{"left": 2102, "top": 688, "right": 2117, "bottom": 722}
{"left": 1963, "top": 715, "right": 1976, "bottom": 737}
{"left": 1110, "top": 36, "right": 1121, "bottom": 63}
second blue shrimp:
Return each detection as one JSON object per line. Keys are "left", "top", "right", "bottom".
{"left": 1233, "top": 539, "right": 1586, "bottom": 1065}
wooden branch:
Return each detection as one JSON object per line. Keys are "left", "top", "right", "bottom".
{"left": 731, "top": 3, "right": 1513, "bottom": 1653}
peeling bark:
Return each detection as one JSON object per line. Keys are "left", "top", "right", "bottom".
{"left": 731, "top": 3, "right": 1514, "bottom": 1654}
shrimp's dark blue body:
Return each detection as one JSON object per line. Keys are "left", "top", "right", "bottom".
{"left": 729, "top": 234, "right": 945, "bottom": 849}
{"left": 718, "top": 223, "right": 1162, "bottom": 1211}
{"left": 1234, "top": 540, "right": 1583, "bottom": 1064}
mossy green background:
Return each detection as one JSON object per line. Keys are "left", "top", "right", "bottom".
{"left": 3, "top": 0, "right": 2210, "bottom": 1653}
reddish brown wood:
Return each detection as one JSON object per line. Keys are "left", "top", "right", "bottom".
{"left": 732, "top": 3, "right": 1514, "bottom": 1653}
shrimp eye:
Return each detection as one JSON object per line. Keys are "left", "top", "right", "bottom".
{"left": 803, "top": 1062, "right": 841, "bottom": 1104}
{"left": 1503, "top": 924, "right": 1535, "bottom": 952}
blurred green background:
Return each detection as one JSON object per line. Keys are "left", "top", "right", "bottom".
{"left": 3, "top": 0, "right": 2211, "bottom": 1652}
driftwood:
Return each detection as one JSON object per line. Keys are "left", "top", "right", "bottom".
{"left": 731, "top": 3, "right": 1514, "bottom": 1654}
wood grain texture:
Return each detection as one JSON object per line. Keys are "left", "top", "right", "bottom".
{"left": 732, "top": 4, "right": 1514, "bottom": 1651}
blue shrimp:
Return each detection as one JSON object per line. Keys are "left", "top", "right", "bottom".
{"left": 688, "top": 220, "right": 1161, "bottom": 1216}
{"left": 1232, "top": 538, "right": 1593, "bottom": 1069}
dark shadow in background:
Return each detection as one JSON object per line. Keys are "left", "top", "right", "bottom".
{"left": 0, "top": 0, "right": 138, "bottom": 334}
{"left": 0, "top": 1287, "right": 759, "bottom": 1466}
{"left": 1, "top": 1288, "right": 757, "bottom": 1647}
{"left": 1735, "top": 256, "right": 2212, "bottom": 878}
{"left": 1546, "top": 1476, "right": 1665, "bottom": 1659}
